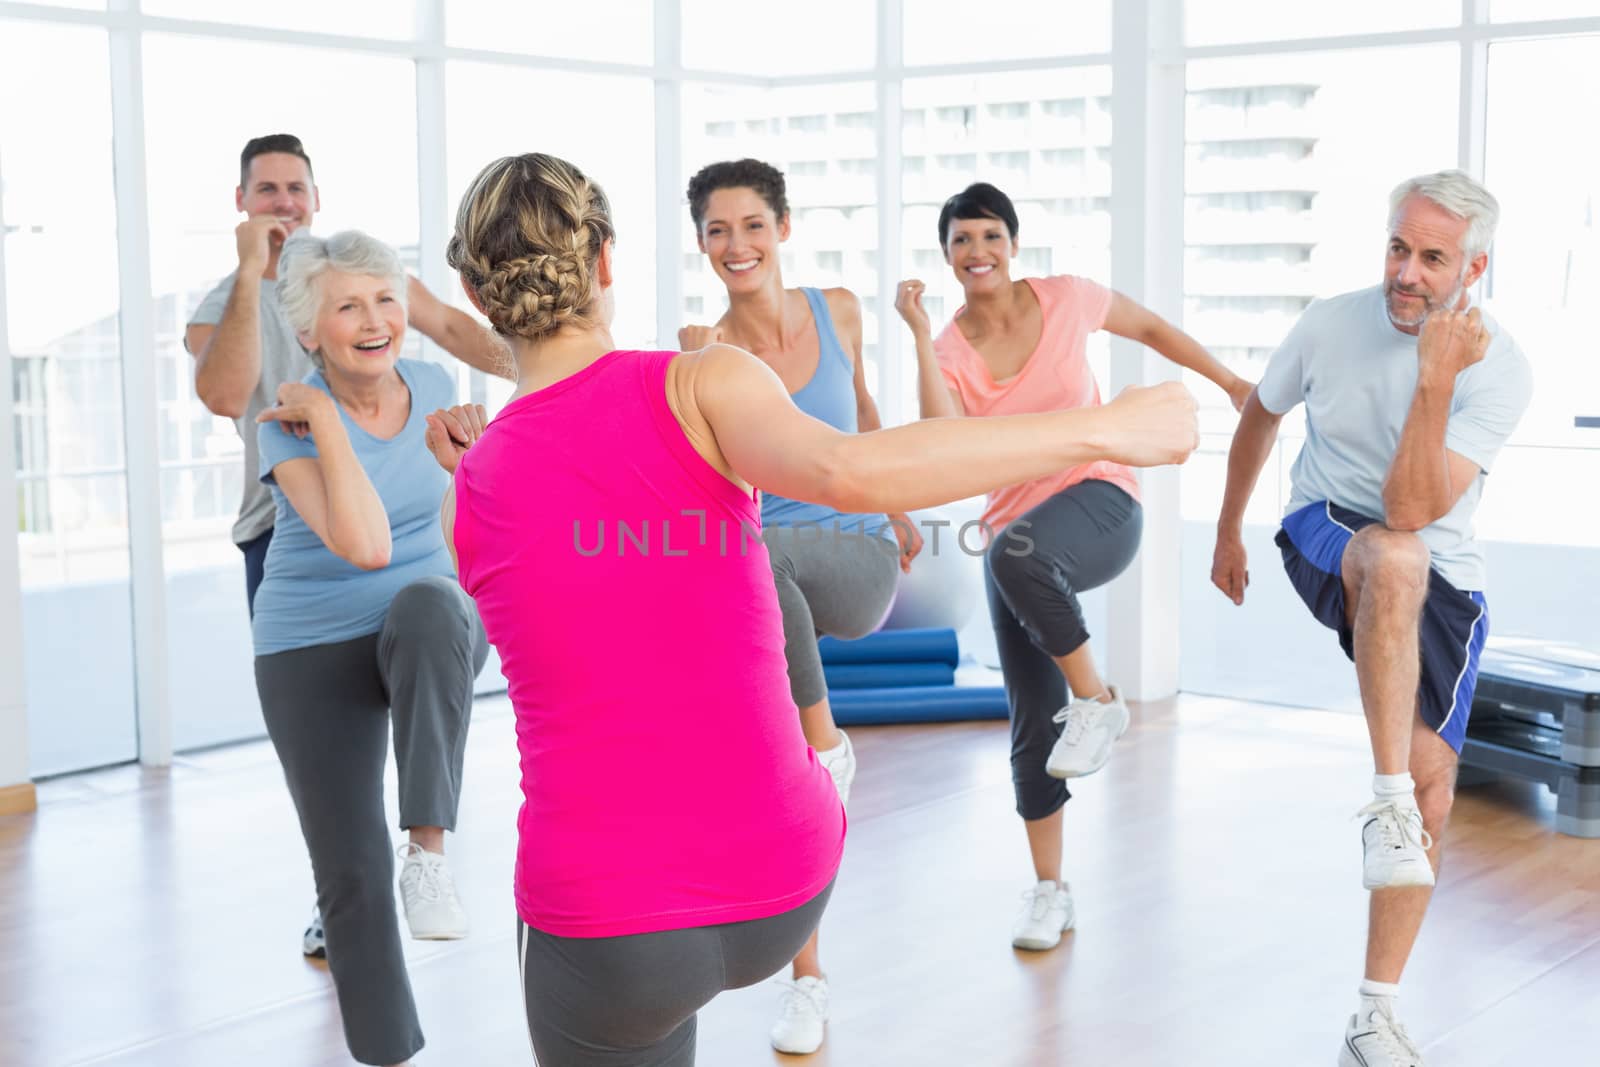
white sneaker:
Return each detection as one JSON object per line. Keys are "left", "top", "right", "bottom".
{"left": 818, "top": 731, "right": 856, "bottom": 808}
{"left": 1011, "top": 880, "right": 1075, "bottom": 951}
{"left": 397, "top": 843, "right": 468, "bottom": 940}
{"left": 1340, "top": 999, "right": 1426, "bottom": 1066}
{"left": 1045, "top": 686, "right": 1130, "bottom": 779}
{"left": 1357, "top": 800, "right": 1435, "bottom": 891}
{"left": 769, "top": 975, "right": 829, "bottom": 1054}
{"left": 302, "top": 903, "right": 326, "bottom": 959}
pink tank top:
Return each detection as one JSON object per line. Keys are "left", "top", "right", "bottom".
{"left": 453, "top": 350, "right": 845, "bottom": 938}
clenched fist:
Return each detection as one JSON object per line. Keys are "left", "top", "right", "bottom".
{"left": 1418, "top": 305, "right": 1490, "bottom": 380}
{"left": 678, "top": 324, "right": 722, "bottom": 351}
{"left": 1099, "top": 382, "right": 1200, "bottom": 468}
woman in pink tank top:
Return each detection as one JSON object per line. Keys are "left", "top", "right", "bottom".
{"left": 893, "top": 182, "right": 1251, "bottom": 955}
{"left": 427, "top": 153, "right": 1199, "bottom": 1067}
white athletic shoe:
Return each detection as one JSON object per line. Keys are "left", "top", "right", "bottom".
{"left": 1339, "top": 999, "right": 1426, "bottom": 1066}
{"left": 1011, "top": 880, "right": 1075, "bottom": 951}
{"left": 1045, "top": 686, "right": 1130, "bottom": 779}
{"left": 302, "top": 904, "right": 326, "bottom": 959}
{"left": 769, "top": 975, "right": 829, "bottom": 1054}
{"left": 1357, "top": 800, "right": 1435, "bottom": 891}
{"left": 397, "top": 844, "right": 468, "bottom": 940}
{"left": 818, "top": 731, "right": 857, "bottom": 808}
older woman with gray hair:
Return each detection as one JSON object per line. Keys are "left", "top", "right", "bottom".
{"left": 253, "top": 229, "right": 489, "bottom": 1067}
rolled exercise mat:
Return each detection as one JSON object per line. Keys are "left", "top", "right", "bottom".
{"left": 829, "top": 685, "right": 1009, "bottom": 725}
{"left": 817, "top": 627, "right": 960, "bottom": 668}
{"left": 823, "top": 662, "right": 957, "bottom": 690}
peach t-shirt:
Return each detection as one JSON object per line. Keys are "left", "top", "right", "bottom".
{"left": 934, "top": 274, "right": 1140, "bottom": 533}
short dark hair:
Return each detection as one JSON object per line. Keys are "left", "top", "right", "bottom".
{"left": 240, "top": 134, "right": 314, "bottom": 189}
{"left": 686, "top": 159, "right": 789, "bottom": 231}
{"left": 936, "top": 182, "right": 1019, "bottom": 249}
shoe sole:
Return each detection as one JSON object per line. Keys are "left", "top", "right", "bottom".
{"left": 1045, "top": 705, "right": 1131, "bottom": 780}
{"left": 1362, "top": 867, "right": 1436, "bottom": 891}
{"left": 1012, "top": 917, "right": 1075, "bottom": 951}
{"left": 771, "top": 1034, "right": 826, "bottom": 1055}
{"left": 410, "top": 929, "right": 469, "bottom": 941}
{"left": 302, "top": 945, "right": 326, "bottom": 959}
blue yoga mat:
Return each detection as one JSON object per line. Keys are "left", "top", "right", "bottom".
{"left": 823, "top": 662, "right": 956, "bottom": 690}
{"left": 817, "top": 627, "right": 960, "bottom": 668}
{"left": 829, "top": 685, "right": 1009, "bottom": 725}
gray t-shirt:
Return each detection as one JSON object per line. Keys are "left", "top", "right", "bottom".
{"left": 187, "top": 271, "right": 313, "bottom": 545}
{"left": 1257, "top": 284, "right": 1533, "bottom": 590}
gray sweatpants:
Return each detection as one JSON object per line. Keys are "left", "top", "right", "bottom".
{"left": 764, "top": 526, "right": 900, "bottom": 708}
{"left": 254, "top": 575, "right": 488, "bottom": 1066}
{"left": 518, "top": 879, "right": 835, "bottom": 1066}
{"left": 984, "top": 479, "right": 1142, "bottom": 820}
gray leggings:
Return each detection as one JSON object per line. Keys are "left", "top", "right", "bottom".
{"left": 984, "top": 480, "right": 1142, "bottom": 820}
{"left": 764, "top": 526, "right": 900, "bottom": 708}
{"left": 518, "top": 879, "right": 835, "bottom": 1067}
{"left": 254, "top": 575, "right": 488, "bottom": 1066}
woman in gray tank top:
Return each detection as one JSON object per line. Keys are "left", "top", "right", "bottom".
{"left": 680, "top": 158, "right": 919, "bottom": 1056}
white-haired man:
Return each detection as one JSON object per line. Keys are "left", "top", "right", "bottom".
{"left": 1211, "top": 170, "right": 1532, "bottom": 1067}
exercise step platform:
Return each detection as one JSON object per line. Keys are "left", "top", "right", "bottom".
{"left": 1463, "top": 638, "right": 1600, "bottom": 838}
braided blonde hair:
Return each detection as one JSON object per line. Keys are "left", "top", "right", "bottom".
{"left": 447, "top": 153, "right": 615, "bottom": 341}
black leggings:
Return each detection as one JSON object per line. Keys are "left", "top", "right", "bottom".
{"left": 518, "top": 879, "right": 835, "bottom": 1066}
{"left": 984, "top": 479, "right": 1142, "bottom": 820}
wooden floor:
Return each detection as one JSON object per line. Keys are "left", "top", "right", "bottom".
{"left": 3, "top": 694, "right": 1598, "bottom": 1067}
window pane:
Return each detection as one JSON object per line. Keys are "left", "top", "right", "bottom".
{"left": 684, "top": 0, "right": 873, "bottom": 75}
{"left": 901, "top": 67, "right": 1113, "bottom": 418}
{"left": 681, "top": 82, "right": 881, "bottom": 396}
{"left": 1184, "top": 0, "right": 1458, "bottom": 46}
{"left": 1179, "top": 46, "right": 1459, "bottom": 711}
{"left": 448, "top": 63, "right": 657, "bottom": 413}
{"left": 1480, "top": 35, "right": 1600, "bottom": 552}
{"left": 448, "top": 0, "right": 652, "bottom": 63}
{"left": 142, "top": 34, "right": 420, "bottom": 750}
{"left": 905, "top": 0, "right": 1110, "bottom": 64}
{"left": 143, "top": 0, "right": 415, "bottom": 39}
{"left": 1490, "top": 0, "right": 1600, "bottom": 20}
{"left": 2, "top": 21, "right": 137, "bottom": 774}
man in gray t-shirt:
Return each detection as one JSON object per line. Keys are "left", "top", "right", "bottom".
{"left": 1211, "top": 170, "right": 1531, "bottom": 1067}
{"left": 185, "top": 134, "right": 511, "bottom": 616}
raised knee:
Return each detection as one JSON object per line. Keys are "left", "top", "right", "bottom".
{"left": 1350, "top": 527, "right": 1430, "bottom": 594}
{"left": 388, "top": 577, "right": 470, "bottom": 634}
{"left": 986, "top": 537, "right": 1040, "bottom": 593}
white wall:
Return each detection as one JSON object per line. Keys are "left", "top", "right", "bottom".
{"left": 0, "top": 159, "right": 31, "bottom": 792}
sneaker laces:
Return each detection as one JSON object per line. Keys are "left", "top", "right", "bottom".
{"left": 1366, "top": 1002, "right": 1425, "bottom": 1063}
{"left": 776, "top": 979, "right": 825, "bottom": 1021}
{"left": 1020, "top": 884, "right": 1060, "bottom": 922}
{"left": 397, "top": 844, "right": 450, "bottom": 907}
{"left": 1051, "top": 702, "right": 1094, "bottom": 746}
{"left": 1356, "top": 800, "right": 1435, "bottom": 854}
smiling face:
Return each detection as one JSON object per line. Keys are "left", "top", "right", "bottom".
{"left": 696, "top": 185, "right": 790, "bottom": 294}
{"left": 300, "top": 270, "right": 406, "bottom": 379}
{"left": 943, "top": 214, "right": 1018, "bottom": 296}
{"left": 236, "top": 151, "right": 318, "bottom": 235}
{"left": 1383, "top": 193, "right": 1487, "bottom": 335}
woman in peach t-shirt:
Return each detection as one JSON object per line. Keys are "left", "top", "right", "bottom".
{"left": 895, "top": 182, "right": 1251, "bottom": 953}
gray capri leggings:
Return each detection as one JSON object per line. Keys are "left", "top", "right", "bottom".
{"left": 254, "top": 575, "right": 488, "bottom": 1066}
{"left": 764, "top": 525, "right": 900, "bottom": 708}
{"left": 984, "top": 479, "right": 1142, "bottom": 820}
{"left": 518, "top": 878, "right": 835, "bottom": 1066}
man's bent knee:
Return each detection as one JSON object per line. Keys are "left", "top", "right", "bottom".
{"left": 1346, "top": 526, "right": 1430, "bottom": 597}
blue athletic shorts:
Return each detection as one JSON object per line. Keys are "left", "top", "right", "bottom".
{"left": 1275, "top": 501, "right": 1488, "bottom": 754}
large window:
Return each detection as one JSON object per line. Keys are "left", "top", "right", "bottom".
{"left": 904, "top": 0, "right": 1110, "bottom": 64}
{"left": 900, "top": 67, "right": 1113, "bottom": 417}
{"left": 447, "top": 63, "right": 657, "bottom": 413}
{"left": 1178, "top": 46, "right": 1461, "bottom": 709}
{"left": 1184, "top": 0, "right": 1458, "bottom": 46}
{"left": 681, "top": 82, "right": 881, "bottom": 394}
{"left": 447, "top": 0, "right": 653, "bottom": 63}
{"left": 142, "top": 35, "right": 420, "bottom": 750}
{"left": 683, "top": 0, "right": 873, "bottom": 75}
{"left": 3, "top": 20, "right": 138, "bottom": 774}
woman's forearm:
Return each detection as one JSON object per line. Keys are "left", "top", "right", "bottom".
{"left": 312, "top": 417, "right": 392, "bottom": 568}
{"left": 911, "top": 329, "right": 960, "bottom": 420}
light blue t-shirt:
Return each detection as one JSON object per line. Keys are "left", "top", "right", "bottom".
{"left": 1257, "top": 285, "right": 1532, "bottom": 591}
{"left": 252, "top": 358, "right": 458, "bottom": 655}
